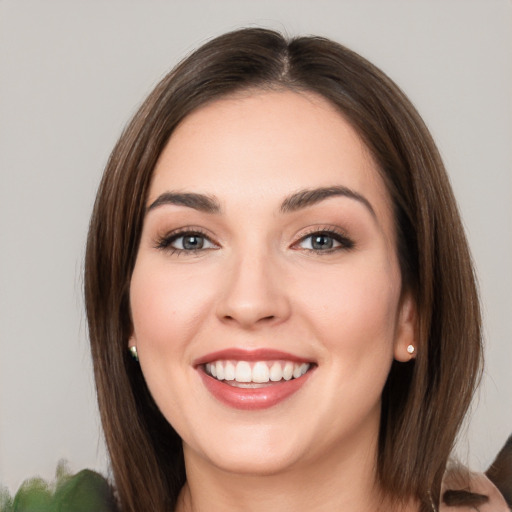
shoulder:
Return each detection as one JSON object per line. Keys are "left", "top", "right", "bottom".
{"left": 440, "top": 467, "right": 509, "bottom": 511}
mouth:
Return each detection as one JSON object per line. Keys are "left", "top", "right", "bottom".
{"left": 204, "top": 360, "right": 311, "bottom": 388}
{"left": 195, "top": 349, "right": 316, "bottom": 410}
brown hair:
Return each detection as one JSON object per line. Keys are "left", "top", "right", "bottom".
{"left": 84, "top": 28, "right": 482, "bottom": 512}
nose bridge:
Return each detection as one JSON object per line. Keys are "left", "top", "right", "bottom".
{"left": 216, "top": 240, "right": 290, "bottom": 328}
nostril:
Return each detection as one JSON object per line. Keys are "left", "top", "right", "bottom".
{"left": 222, "top": 314, "right": 276, "bottom": 326}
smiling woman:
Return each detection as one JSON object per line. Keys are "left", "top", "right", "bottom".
{"left": 84, "top": 29, "right": 504, "bottom": 512}
{"left": 129, "top": 91, "right": 413, "bottom": 486}
{"left": 129, "top": 90, "right": 417, "bottom": 507}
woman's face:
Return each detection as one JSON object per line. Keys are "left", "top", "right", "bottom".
{"left": 130, "top": 90, "right": 415, "bottom": 476}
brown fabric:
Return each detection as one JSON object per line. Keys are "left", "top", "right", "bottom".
{"left": 440, "top": 470, "right": 509, "bottom": 511}
{"left": 486, "top": 435, "right": 512, "bottom": 507}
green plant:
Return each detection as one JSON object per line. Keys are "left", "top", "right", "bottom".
{"left": 0, "top": 462, "right": 116, "bottom": 512}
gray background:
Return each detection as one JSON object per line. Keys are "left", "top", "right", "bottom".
{"left": 1, "top": 0, "right": 511, "bottom": 492}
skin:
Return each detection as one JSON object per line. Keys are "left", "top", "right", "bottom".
{"left": 129, "top": 90, "right": 417, "bottom": 511}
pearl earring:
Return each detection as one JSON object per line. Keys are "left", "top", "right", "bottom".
{"left": 407, "top": 344, "right": 415, "bottom": 355}
{"left": 129, "top": 346, "right": 139, "bottom": 361}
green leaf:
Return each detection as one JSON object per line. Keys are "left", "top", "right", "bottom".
{"left": 12, "top": 478, "right": 52, "bottom": 512}
{"left": 1, "top": 463, "right": 116, "bottom": 512}
{"left": 52, "top": 470, "right": 116, "bottom": 512}
{"left": 0, "top": 485, "right": 14, "bottom": 512}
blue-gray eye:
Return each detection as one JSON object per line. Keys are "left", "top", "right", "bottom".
{"left": 156, "top": 230, "right": 218, "bottom": 253}
{"left": 181, "top": 235, "right": 204, "bottom": 250}
{"left": 171, "top": 233, "right": 216, "bottom": 250}
{"left": 310, "top": 234, "right": 335, "bottom": 250}
{"left": 297, "top": 231, "right": 353, "bottom": 251}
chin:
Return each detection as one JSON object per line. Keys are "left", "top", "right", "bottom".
{"left": 183, "top": 421, "right": 310, "bottom": 476}
{"left": 201, "top": 445, "right": 303, "bottom": 477}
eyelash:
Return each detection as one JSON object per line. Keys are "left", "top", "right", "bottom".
{"left": 293, "top": 227, "right": 355, "bottom": 254}
{"left": 154, "top": 227, "right": 355, "bottom": 256}
{"left": 154, "top": 227, "right": 217, "bottom": 256}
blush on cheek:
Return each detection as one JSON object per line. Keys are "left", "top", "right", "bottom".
{"left": 130, "top": 266, "right": 216, "bottom": 361}
{"left": 318, "top": 277, "right": 399, "bottom": 341}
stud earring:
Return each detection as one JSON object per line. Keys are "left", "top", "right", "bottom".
{"left": 407, "top": 344, "right": 415, "bottom": 355}
{"left": 129, "top": 346, "right": 139, "bottom": 361}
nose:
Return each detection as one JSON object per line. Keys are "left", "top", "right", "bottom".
{"left": 215, "top": 250, "right": 291, "bottom": 329}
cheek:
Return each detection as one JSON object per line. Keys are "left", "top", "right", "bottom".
{"left": 294, "top": 261, "right": 401, "bottom": 349}
{"left": 129, "top": 259, "right": 221, "bottom": 426}
{"left": 129, "top": 258, "right": 218, "bottom": 356}
{"left": 291, "top": 256, "right": 402, "bottom": 408}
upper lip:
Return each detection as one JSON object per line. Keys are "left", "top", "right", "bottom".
{"left": 193, "top": 348, "right": 314, "bottom": 367}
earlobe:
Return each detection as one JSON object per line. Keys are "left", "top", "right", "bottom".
{"left": 393, "top": 292, "right": 417, "bottom": 362}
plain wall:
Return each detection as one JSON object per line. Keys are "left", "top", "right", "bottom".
{"left": 1, "top": 0, "right": 511, "bottom": 492}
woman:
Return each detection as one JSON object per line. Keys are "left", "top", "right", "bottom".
{"left": 84, "top": 28, "right": 503, "bottom": 511}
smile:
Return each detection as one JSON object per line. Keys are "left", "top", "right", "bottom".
{"left": 205, "top": 360, "right": 310, "bottom": 386}
{"left": 195, "top": 349, "right": 315, "bottom": 410}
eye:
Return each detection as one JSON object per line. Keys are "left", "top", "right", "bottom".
{"left": 172, "top": 233, "right": 215, "bottom": 251}
{"left": 155, "top": 229, "right": 218, "bottom": 254}
{"left": 295, "top": 230, "right": 354, "bottom": 253}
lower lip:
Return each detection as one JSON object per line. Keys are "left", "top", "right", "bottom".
{"left": 198, "top": 368, "right": 314, "bottom": 410}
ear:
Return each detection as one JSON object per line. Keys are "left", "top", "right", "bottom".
{"left": 393, "top": 291, "right": 417, "bottom": 362}
{"left": 128, "top": 335, "right": 137, "bottom": 350}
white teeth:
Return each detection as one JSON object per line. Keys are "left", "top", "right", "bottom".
{"left": 224, "top": 361, "right": 235, "bottom": 381}
{"left": 205, "top": 360, "right": 311, "bottom": 384}
{"left": 235, "top": 361, "right": 252, "bottom": 382}
{"left": 269, "top": 362, "right": 282, "bottom": 382}
{"left": 216, "top": 360, "right": 225, "bottom": 380}
{"left": 293, "top": 363, "right": 309, "bottom": 379}
{"left": 283, "top": 362, "right": 294, "bottom": 381}
{"left": 252, "top": 361, "right": 270, "bottom": 383}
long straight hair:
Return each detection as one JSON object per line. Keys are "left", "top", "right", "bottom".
{"left": 84, "top": 28, "right": 482, "bottom": 512}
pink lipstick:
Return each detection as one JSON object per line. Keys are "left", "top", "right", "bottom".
{"left": 195, "top": 349, "right": 315, "bottom": 410}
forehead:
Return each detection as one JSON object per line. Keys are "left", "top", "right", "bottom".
{"left": 149, "top": 90, "right": 392, "bottom": 222}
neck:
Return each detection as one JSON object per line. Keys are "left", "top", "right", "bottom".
{"left": 175, "top": 438, "right": 417, "bottom": 512}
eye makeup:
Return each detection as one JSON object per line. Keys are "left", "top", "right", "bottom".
{"left": 154, "top": 226, "right": 219, "bottom": 256}
{"left": 292, "top": 225, "right": 355, "bottom": 254}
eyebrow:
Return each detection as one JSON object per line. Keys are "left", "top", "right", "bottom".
{"left": 147, "top": 192, "right": 221, "bottom": 213}
{"left": 280, "top": 186, "right": 376, "bottom": 217}
{"left": 147, "top": 186, "right": 375, "bottom": 217}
